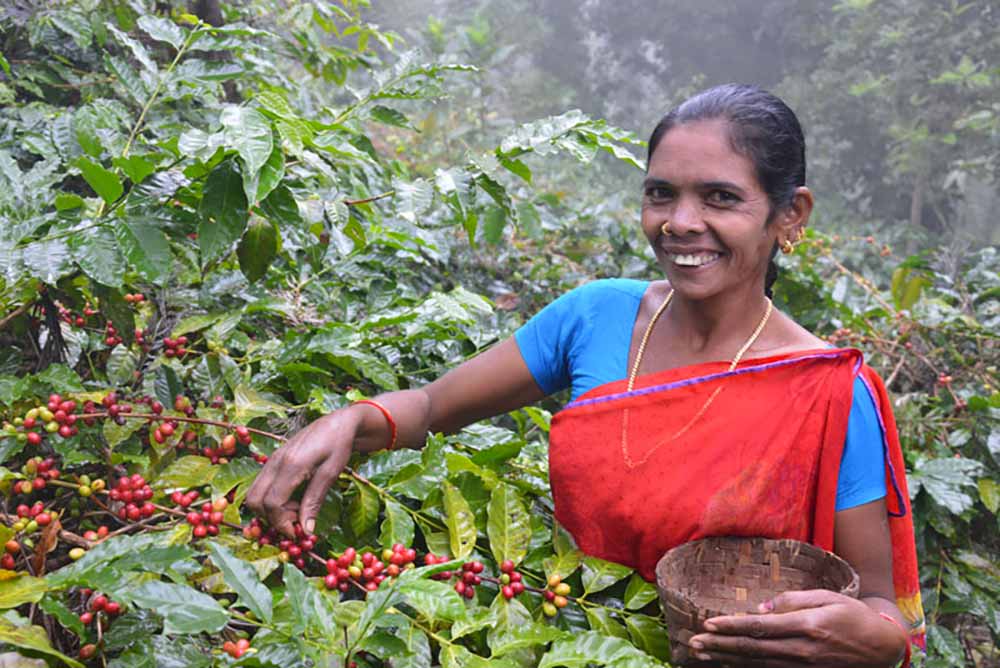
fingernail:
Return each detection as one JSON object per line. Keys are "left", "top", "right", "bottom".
{"left": 305, "top": 519, "right": 315, "bottom": 534}
{"left": 759, "top": 600, "right": 773, "bottom": 613}
{"left": 703, "top": 621, "right": 717, "bottom": 632}
{"left": 689, "top": 639, "right": 703, "bottom": 650}
{"left": 695, "top": 653, "right": 712, "bottom": 661}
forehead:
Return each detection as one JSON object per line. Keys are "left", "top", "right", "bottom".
{"left": 647, "top": 119, "right": 758, "bottom": 187}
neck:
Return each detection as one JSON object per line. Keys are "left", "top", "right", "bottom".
{"left": 666, "top": 283, "right": 771, "bottom": 355}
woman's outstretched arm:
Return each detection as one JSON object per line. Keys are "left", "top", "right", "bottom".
{"left": 245, "top": 337, "right": 545, "bottom": 537}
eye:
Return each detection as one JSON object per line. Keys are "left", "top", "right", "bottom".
{"left": 706, "top": 189, "right": 741, "bottom": 207}
{"left": 644, "top": 185, "right": 674, "bottom": 202}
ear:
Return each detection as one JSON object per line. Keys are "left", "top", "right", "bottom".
{"left": 775, "top": 186, "right": 814, "bottom": 244}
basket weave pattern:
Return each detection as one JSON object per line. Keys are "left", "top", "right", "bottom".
{"left": 655, "top": 537, "right": 860, "bottom": 665}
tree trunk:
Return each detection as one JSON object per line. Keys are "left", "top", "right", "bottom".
{"left": 190, "top": 0, "right": 240, "bottom": 103}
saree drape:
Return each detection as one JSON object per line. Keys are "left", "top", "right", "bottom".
{"left": 548, "top": 348, "right": 925, "bottom": 649}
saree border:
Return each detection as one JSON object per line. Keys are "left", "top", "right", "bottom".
{"left": 565, "top": 349, "right": 863, "bottom": 411}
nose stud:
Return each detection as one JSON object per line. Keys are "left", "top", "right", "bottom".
{"left": 660, "top": 221, "right": 671, "bottom": 236}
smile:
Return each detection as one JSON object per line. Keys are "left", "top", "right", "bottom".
{"left": 667, "top": 252, "right": 722, "bottom": 267}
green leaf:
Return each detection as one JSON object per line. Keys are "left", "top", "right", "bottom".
{"left": 77, "top": 157, "right": 123, "bottom": 203}
{"left": 543, "top": 550, "right": 584, "bottom": 582}
{"left": 112, "top": 155, "right": 156, "bottom": 185}
{"left": 482, "top": 206, "right": 507, "bottom": 245}
{"left": 379, "top": 499, "right": 416, "bottom": 548}
{"left": 586, "top": 607, "right": 629, "bottom": 639}
{"left": 68, "top": 225, "right": 126, "bottom": 288}
{"left": 348, "top": 479, "right": 380, "bottom": 537}
{"left": 0, "top": 52, "right": 10, "bottom": 78}
{"left": 538, "top": 631, "right": 660, "bottom": 668}
{"left": 204, "top": 542, "right": 273, "bottom": 623}
{"left": 106, "top": 345, "right": 139, "bottom": 386}
{"left": 398, "top": 578, "right": 467, "bottom": 622}
{"left": 927, "top": 624, "right": 965, "bottom": 665}
{"left": 912, "top": 457, "right": 984, "bottom": 515}
{"left": 236, "top": 216, "right": 279, "bottom": 283}
{"left": 244, "top": 142, "right": 285, "bottom": 204}
{"left": 581, "top": 556, "right": 633, "bottom": 596}
{"left": 102, "top": 416, "right": 144, "bottom": 449}
{"left": 260, "top": 184, "right": 303, "bottom": 228}
{"left": 979, "top": 478, "right": 1000, "bottom": 514}
{"left": 233, "top": 384, "right": 288, "bottom": 422}
{"left": 443, "top": 482, "right": 477, "bottom": 560}
{"left": 370, "top": 105, "right": 413, "bottom": 129}
{"left": 137, "top": 15, "right": 185, "bottom": 49}
{"left": 154, "top": 456, "right": 218, "bottom": 491}
{"left": 0, "top": 612, "right": 84, "bottom": 668}
{"left": 199, "top": 160, "right": 249, "bottom": 264}
{"left": 486, "top": 483, "right": 531, "bottom": 567}
{"left": 114, "top": 218, "right": 172, "bottom": 283}
{"left": 127, "top": 580, "right": 229, "bottom": 635}
{"left": 0, "top": 575, "right": 49, "bottom": 609}
{"left": 55, "top": 193, "right": 84, "bottom": 210}
{"left": 21, "top": 239, "right": 73, "bottom": 285}
{"left": 623, "top": 574, "right": 659, "bottom": 610}
{"left": 220, "top": 106, "right": 273, "bottom": 199}
{"left": 624, "top": 614, "right": 671, "bottom": 661}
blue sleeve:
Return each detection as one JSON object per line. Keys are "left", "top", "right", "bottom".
{"left": 835, "top": 376, "right": 888, "bottom": 511}
{"left": 513, "top": 286, "right": 586, "bottom": 396}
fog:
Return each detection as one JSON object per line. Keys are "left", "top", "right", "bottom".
{"left": 369, "top": 0, "right": 1000, "bottom": 250}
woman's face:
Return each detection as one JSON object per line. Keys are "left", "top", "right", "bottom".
{"left": 640, "top": 119, "right": 777, "bottom": 302}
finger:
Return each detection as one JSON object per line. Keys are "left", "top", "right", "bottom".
{"left": 689, "top": 635, "right": 814, "bottom": 665}
{"left": 767, "top": 589, "right": 847, "bottom": 614}
{"left": 245, "top": 446, "right": 288, "bottom": 512}
{"left": 701, "top": 609, "right": 817, "bottom": 639}
{"left": 298, "top": 456, "right": 347, "bottom": 535}
{"left": 261, "top": 466, "right": 312, "bottom": 537}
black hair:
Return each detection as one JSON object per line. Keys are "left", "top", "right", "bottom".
{"left": 646, "top": 84, "right": 806, "bottom": 298}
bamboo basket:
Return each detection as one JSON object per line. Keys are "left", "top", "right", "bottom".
{"left": 655, "top": 537, "right": 860, "bottom": 665}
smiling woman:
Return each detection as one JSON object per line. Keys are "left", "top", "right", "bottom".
{"left": 246, "top": 84, "right": 923, "bottom": 668}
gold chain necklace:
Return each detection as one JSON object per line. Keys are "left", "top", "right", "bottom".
{"left": 620, "top": 289, "right": 773, "bottom": 469}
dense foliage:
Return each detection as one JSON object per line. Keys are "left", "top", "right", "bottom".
{"left": 0, "top": 1, "right": 996, "bottom": 667}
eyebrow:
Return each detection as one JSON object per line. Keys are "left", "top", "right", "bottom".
{"left": 642, "top": 177, "right": 748, "bottom": 196}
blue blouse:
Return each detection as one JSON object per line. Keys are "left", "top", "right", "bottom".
{"left": 514, "top": 278, "right": 887, "bottom": 511}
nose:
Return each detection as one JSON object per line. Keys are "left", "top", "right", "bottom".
{"left": 667, "top": 195, "right": 706, "bottom": 236}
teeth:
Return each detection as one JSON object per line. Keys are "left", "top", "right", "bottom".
{"left": 670, "top": 253, "right": 720, "bottom": 267}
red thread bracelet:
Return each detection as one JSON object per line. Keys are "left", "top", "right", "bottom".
{"left": 878, "top": 613, "right": 911, "bottom": 668}
{"left": 353, "top": 399, "right": 398, "bottom": 451}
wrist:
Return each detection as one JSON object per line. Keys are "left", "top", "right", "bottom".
{"left": 877, "top": 612, "right": 910, "bottom": 668}
{"left": 348, "top": 400, "right": 397, "bottom": 452}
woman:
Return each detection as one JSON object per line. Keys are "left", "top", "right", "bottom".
{"left": 246, "top": 84, "right": 922, "bottom": 667}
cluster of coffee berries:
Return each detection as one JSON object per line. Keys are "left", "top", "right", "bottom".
{"left": 203, "top": 434, "right": 236, "bottom": 464}
{"left": 15, "top": 456, "right": 60, "bottom": 494}
{"left": 81, "top": 525, "right": 110, "bottom": 542}
{"left": 3, "top": 394, "right": 82, "bottom": 447}
{"left": 12, "top": 501, "right": 53, "bottom": 534}
{"left": 324, "top": 545, "right": 413, "bottom": 592}
{"left": 151, "top": 418, "right": 179, "bottom": 445}
{"left": 498, "top": 559, "right": 526, "bottom": 600}
{"left": 162, "top": 336, "right": 189, "bottom": 358}
{"left": 937, "top": 373, "right": 954, "bottom": 386}
{"left": 243, "top": 519, "right": 316, "bottom": 569}
{"left": 75, "top": 474, "right": 105, "bottom": 498}
{"left": 78, "top": 591, "right": 122, "bottom": 626}
{"left": 423, "top": 552, "right": 454, "bottom": 580}
{"left": 454, "top": 560, "right": 485, "bottom": 599}
{"left": 170, "top": 488, "right": 200, "bottom": 509}
{"left": 2, "top": 538, "right": 21, "bottom": 569}
{"left": 123, "top": 292, "right": 145, "bottom": 304}
{"left": 173, "top": 394, "right": 196, "bottom": 417}
{"left": 109, "top": 474, "right": 155, "bottom": 522}
{"left": 186, "top": 498, "right": 228, "bottom": 538}
{"left": 54, "top": 302, "right": 85, "bottom": 328}
{"left": 541, "top": 574, "right": 571, "bottom": 617}
{"left": 104, "top": 320, "right": 124, "bottom": 347}
{"left": 222, "top": 638, "right": 251, "bottom": 658}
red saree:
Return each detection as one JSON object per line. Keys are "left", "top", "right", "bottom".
{"left": 549, "top": 348, "right": 925, "bottom": 649}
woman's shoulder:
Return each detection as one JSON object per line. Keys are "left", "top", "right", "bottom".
{"left": 558, "top": 278, "right": 649, "bottom": 310}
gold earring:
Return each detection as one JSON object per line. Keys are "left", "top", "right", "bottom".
{"left": 781, "top": 239, "right": 794, "bottom": 254}
{"left": 660, "top": 221, "right": 671, "bottom": 236}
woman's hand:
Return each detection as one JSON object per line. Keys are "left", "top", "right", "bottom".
{"left": 687, "top": 590, "right": 907, "bottom": 667}
{"left": 245, "top": 408, "right": 362, "bottom": 538}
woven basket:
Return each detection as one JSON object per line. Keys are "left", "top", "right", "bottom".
{"left": 655, "top": 537, "right": 860, "bottom": 665}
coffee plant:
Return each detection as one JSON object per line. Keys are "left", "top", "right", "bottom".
{"left": 0, "top": 1, "right": 997, "bottom": 666}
